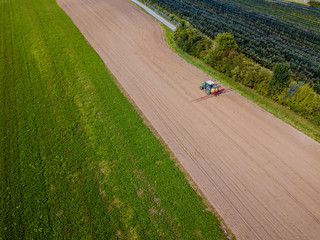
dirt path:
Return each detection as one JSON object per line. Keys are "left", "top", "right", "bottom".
{"left": 57, "top": 0, "right": 320, "bottom": 239}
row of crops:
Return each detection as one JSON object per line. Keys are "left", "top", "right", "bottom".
{"left": 143, "top": 0, "right": 320, "bottom": 92}
{"left": 222, "top": 0, "right": 320, "bottom": 31}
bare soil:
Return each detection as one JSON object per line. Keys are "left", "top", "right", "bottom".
{"left": 58, "top": 0, "right": 320, "bottom": 239}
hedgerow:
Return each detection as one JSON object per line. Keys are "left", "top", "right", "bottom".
{"left": 173, "top": 25, "right": 319, "bottom": 125}
{"left": 142, "top": 0, "right": 320, "bottom": 92}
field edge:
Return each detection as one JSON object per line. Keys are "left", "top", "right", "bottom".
{"left": 161, "top": 24, "right": 320, "bottom": 143}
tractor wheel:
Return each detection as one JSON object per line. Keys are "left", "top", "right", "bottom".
{"left": 205, "top": 88, "right": 211, "bottom": 95}
{"left": 200, "top": 86, "right": 204, "bottom": 90}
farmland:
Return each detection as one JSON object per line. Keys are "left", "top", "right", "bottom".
{"left": 0, "top": 0, "right": 228, "bottom": 239}
{"left": 57, "top": 0, "right": 320, "bottom": 238}
{"left": 162, "top": 24, "right": 320, "bottom": 142}
{"left": 143, "top": 0, "right": 320, "bottom": 92}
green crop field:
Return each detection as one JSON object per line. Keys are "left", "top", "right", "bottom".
{"left": 0, "top": 0, "right": 228, "bottom": 239}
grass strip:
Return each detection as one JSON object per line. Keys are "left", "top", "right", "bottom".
{"left": 0, "top": 0, "right": 229, "bottom": 239}
{"left": 162, "top": 25, "right": 320, "bottom": 143}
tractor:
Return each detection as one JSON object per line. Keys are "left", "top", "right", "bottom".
{"left": 200, "top": 80, "right": 222, "bottom": 95}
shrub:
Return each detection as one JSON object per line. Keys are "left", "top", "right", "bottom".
{"left": 269, "top": 62, "right": 290, "bottom": 96}
{"left": 281, "top": 83, "right": 320, "bottom": 119}
{"left": 174, "top": 25, "right": 212, "bottom": 58}
{"left": 214, "top": 32, "right": 238, "bottom": 51}
{"left": 309, "top": 0, "right": 320, "bottom": 8}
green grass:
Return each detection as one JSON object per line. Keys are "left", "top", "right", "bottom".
{"left": 162, "top": 25, "right": 320, "bottom": 143}
{"left": 0, "top": 0, "right": 230, "bottom": 239}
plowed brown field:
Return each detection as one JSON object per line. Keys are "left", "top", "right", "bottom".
{"left": 57, "top": 0, "right": 320, "bottom": 239}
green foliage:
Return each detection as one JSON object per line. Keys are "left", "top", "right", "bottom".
{"left": 214, "top": 32, "right": 238, "bottom": 51}
{"left": 269, "top": 63, "right": 291, "bottom": 96}
{"left": 281, "top": 83, "right": 320, "bottom": 121}
{"left": 174, "top": 25, "right": 212, "bottom": 58}
{"left": 231, "top": 63, "right": 271, "bottom": 94}
{"left": 206, "top": 49, "right": 242, "bottom": 76}
{"left": 205, "top": 33, "right": 241, "bottom": 76}
{"left": 204, "top": 32, "right": 271, "bottom": 91}
{"left": 0, "top": 0, "right": 228, "bottom": 239}
{"left": 309, "top": 0, "right": 320, "bottom": 8}
{"left": 255, "top": 69, "right": 271, "bottom": 96}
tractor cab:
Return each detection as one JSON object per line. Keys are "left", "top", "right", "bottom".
{"left": 200, "top": 80, "right": 221, "bottom": 95}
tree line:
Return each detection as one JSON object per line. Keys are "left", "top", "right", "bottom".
{"left": 173, "top": 24, "right": 320, "bottom": 124}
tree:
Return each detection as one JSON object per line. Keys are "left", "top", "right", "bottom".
{"left": 204, "top": 48, "right": 222, "bottom": 69}
{"left": 174, "top": 25, "right": 212, "bottom": 58}
{"left": 309, "top": 0, "right": 320, "bottom": 8}
{"left": 269, "top": 62, "right": 290, "bottom": 95}
{"left": 214, "top": 32, "right": 238, "bottom": 51}
{"left": 205, "top": 32, "right": 240, "bottom": 72}
{"left": 281, "top": 83, "right": 320, "bottom": 119}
